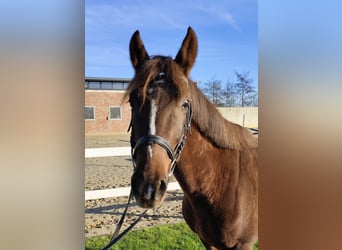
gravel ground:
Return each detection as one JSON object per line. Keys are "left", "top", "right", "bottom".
{"left": 85, "top": 134, "right": 184, "bottom": 238}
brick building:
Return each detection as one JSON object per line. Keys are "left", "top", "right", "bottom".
{"left": 85, "top": 77, "right": 258, "bottom": 135}
{"left": 85, "top": 77, "right": 131, "bottom": 135}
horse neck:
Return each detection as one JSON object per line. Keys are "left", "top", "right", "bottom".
{"left": 174, "top": 123, "right": 237, "bottom": 204}
{"left": 188, "top": 82, "right": 257, "bottom": 150}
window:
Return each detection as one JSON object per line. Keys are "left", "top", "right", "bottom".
{"left": 88, "top": 81, "right": 100, "bottom": 89}
{"left": 101, "top": 82, "right": 113, "bottom": 89}
{"left": 85, "top": 106, "right": 95, "bottom": 120}
{"left": 109, "top": 106, "right": 121, "bottom": 120}
{"left": 85, "top": 79, "right": 130, "bottom": 90}
{"left": 113, "top": 82, "right": 125, "bottom": 90}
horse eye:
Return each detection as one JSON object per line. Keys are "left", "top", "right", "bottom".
{"left": 181, "top": 100, "right": 189, "bottom": 109}
{"left": 147, "top": 87, "right": 154, "bottom": 96}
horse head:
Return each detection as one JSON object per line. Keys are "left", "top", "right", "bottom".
{"left": 127, "top": 27, "right": 197, "bottom": 208}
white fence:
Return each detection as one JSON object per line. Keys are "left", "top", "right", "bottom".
{"left": 85, "top": 147, "right": 131, "bottom": 158}
{"left": 85, "top": 147, "right": 181, "bottom": 200}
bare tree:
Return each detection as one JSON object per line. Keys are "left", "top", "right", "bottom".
{"left": 199, "top": 72, "right": 258, "bottom": 107}
{"left": 249, "top": 92, "right": 258, "bottom": 107}
{"left": 234, "top": 71, "right": 257, "bottom": 107}
{"left": 202, "top": 77, "right": 224, "bottom": 106}
{"left": 222, "top": 80, "right": 236, "bottom": 107}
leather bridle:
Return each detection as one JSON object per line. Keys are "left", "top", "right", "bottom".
{"left": 131, "top": 98, "right": 192, "bottom": 176}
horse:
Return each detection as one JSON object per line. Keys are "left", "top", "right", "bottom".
{"left": 125, "top": 27, "right": 258, "bottom": 250}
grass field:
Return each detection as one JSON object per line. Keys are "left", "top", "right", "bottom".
{"left": 85, "top": 222, "right": 258, "bottom": 250}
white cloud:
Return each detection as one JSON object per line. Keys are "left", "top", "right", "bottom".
{"left": 86, "top": 2, "right": 188, "bottom": 31}
{"left": 85, "top": 1, "right": 240, "bottom": 32}
{"left": 192, "top": 2, "right": 240, "bottom": 30}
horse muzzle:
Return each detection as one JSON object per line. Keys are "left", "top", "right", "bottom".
{"left": 131, "top": 173, "right": 168, "bottom": 208}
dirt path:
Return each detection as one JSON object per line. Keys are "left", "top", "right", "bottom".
{"left": 85, "top": 133, "right": 131, "bottom": 148}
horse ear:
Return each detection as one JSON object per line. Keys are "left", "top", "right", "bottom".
{"left": 129, "top": 30, "right": 150, "bottom": 70}
{"left": 175, "top": 27, "right": 198, "bottom": 76}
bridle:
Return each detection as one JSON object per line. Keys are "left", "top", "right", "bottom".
{"left": 102, "top": 76, "right": 193, "bottom": 250}
{"left": 131, "top": 98, "right": 192, "bottom": 176}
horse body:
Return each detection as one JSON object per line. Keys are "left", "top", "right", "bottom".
{"left": 126, "top": 27, "right": 258, "bottom": 250}
{"left": 176, "top": 123, "right": 258, "bottom": 250}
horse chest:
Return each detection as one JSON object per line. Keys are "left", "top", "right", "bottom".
{"left": 182, "top": 194, "right": 238, "bottom": 247}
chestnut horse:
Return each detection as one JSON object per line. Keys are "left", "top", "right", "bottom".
{"left": 126, "top": 27, "right": 258, "bottom": 250}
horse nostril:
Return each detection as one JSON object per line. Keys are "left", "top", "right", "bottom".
{"left": 143, "top": 183, "right": 154, "bottom": 200}
{"left": 142, "top": 179, "right": 168, "bottom": 201}
{"left": 159, "top": 179, "right": 167, "bottom": 193}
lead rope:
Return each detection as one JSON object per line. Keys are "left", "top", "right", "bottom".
{"left": 101, "top": 140, "right": 146, "bottom": 250}
{"left": 101, "top": 190, "right": 148, "bottom": 250}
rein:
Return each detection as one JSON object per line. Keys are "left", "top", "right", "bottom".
{"left": 102, "top": 99, "right": 192, "bottom": 249}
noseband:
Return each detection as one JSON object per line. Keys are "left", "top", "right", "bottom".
{"left": 131, "top": 99, "right": 192, "bottom": 176}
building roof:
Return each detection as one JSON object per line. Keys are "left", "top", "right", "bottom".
{"left": 85, "top": 77, "right": 131, "bottom": 90}
{"left": 85, "top": 77, "right": 131, "bottom": 82}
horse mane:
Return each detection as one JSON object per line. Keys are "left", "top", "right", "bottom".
{"left": 124, "top": 56, "right": 257, "bottom": 151}
{"left": 189, "top": 81, "right": 257, "bottom": 150}
{"left": 123, "top": 56, "right": 188, "bottom": 105}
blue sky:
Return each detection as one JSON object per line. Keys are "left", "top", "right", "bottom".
{"left": 85, "top": 0, "right": 258, "bottom": 88}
